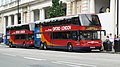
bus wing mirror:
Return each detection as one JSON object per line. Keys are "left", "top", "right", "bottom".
{"left": 100, "top": 30, "right": 106, "bottom": 36}
{"left": 103, "top": 30, "right": 106, "bottom": 36}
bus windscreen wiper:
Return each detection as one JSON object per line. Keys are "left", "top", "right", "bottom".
{"left": 85, "top": 14, "right": 93, "bottom": 25}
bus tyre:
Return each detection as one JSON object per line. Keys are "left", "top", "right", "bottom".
{"left": 24, "top": 43, "right": 29, "bottom": 48}
{"left": 67, "top": 43, "right": 73, "bottom": 52}
{"left": 43, "top": 42, "right": 47, "bottom": 50}
{"left": 39, "top": 43, "right": 44, "bottom": 50}
{"left": 99, "top": 49, "right": 103, "bottom": 52}
{"left": 9, "top": 42, "right": 13, "bottom": 48}
{"left": 23, "top": 43, "right": 26, "bottom": 48}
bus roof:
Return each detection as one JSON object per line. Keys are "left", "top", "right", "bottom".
{"left": 6, "top": 23, "right": 30, "bottom": 28}
{"left": 35, "top": 14, "right": 80, "bottom": 24}
{"left": 7, "top": 13, "right": 97, "bottom": 28}
{"left": 35, "top": 13, "right": 97, "bottom": 24}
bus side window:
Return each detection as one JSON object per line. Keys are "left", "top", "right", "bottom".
{"left": 71, "top": 31, "right": 77, "bottom": 40}
{"left": 50, "top": 33, "right": 53, "bottom": 39}
{"left": 52, "top": 32, "right": 71, "bottom": 39}
{"left": 71, "top": 17, "right": 80, "bottom": 25}
{"left": 15, "top": 35, "right": 19, "bottom": 40}
{"left": 65, "top": 19, "right": 71, "bottom": 25}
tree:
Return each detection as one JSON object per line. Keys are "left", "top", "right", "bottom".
{"left": 47, "top": 0, "right": 65, "bottom": 18}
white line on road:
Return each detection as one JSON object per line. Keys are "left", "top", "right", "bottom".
{"left": 52, "top": 61, "right": 97, "bottom": 67}
{"left": 2, "top": 53, "right": 17, "bottom": 57}
{"left": 23, "top": 57, "right": 46, "bottom": 61}
{"left": 52, "top": 61, "right": 81, "bottom": 67}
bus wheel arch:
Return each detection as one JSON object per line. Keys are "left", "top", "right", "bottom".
{"left": 67, "top": 42, "right": 73, "bottom": 51}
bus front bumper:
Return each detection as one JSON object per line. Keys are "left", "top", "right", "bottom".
{"left": 73, "top": 46, "right": 102, "bottom": 51}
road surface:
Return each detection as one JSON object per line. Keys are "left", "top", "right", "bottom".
{"left": 0, "top": 44, "right": 119, "bottom": 67}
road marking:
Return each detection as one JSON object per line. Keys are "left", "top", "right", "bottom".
{"left": 23, "top": 57, "right": 46, "bottom": 61}
{"left": 52, "top": 61, "right": 97, "bottom": 67}
{"left": 2, "top": 53, "right": 17, "bottom": 57}
{"left": 52, "top": 61, "right": 81, "bottom": 67}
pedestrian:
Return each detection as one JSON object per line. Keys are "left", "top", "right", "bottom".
{"left": 108, "top": 33, "right": 114, "bottom": 51}
{"left": 114, "top": 35, "right": 117, "bottom": 40}
{"left": 109, "top": 33, "right": 114, "bottom": 42}
{"left": 103, "top": 36, "right": 109, "bottom": 51}
{"left": 106, "top": 7, "right": 110, "bottom": 13}
{"left": 99, "top": 7, "right": 104, "bottom": 13}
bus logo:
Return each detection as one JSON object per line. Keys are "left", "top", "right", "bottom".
{"left": 11, "top": 30, "right": 25, "bottom": 34}
{"left": 86, "top": 27, "right": 99, "bottom": 30}
{"left": 61, "top": 26, "right": 71, "bottom": 31}
{"left": 52, "top": 26, "right": 71, "bottom": 31}
{"left": 53, "top": 27, "right": 60, "bottom": 31}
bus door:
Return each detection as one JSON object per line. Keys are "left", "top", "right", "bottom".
{"left": 34, "top": 27, "right": 41, "bottom": 47}
{"left": 70, "top": 31, "right": 80, "bottom": 46}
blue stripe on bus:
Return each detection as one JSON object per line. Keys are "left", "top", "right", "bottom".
{"left": 34, "top": 27, "right": 41, "bottom": 47}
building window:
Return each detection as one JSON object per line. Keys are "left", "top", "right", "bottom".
{"left": 18, "top": 13, "right": 21, "bottom": 24}
{"left": 11, "top": 15, "right": 14, "bottom": 25}
{"left": 24, "top": 12, "right": 27, "bottom": 23}
{"left": 5, "top": 16, "right": 8, "bottom": 26}
{"left": 95, "top": 0, "right": 110, "bottom": 13}
{"left": 44, "top": 7, "right": 50, "bottom": 19}
{"left": 34, "top": 9, "right": 40, "bottom": 21}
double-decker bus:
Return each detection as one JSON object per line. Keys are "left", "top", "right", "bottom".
{"left": 36, "top": 14, "right": 106, "bottom": 51}
{"left": 5, "top": 23, "right": 34, "bottom": 48}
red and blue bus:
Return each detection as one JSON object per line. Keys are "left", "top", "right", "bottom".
{"left": 5, "top": 23, "right": 34, "bottom": 48}
{"left": 36, "top": 14, "right": 106, "bottom": 51}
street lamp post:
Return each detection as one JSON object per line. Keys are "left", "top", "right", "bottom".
{"left": 17, "top": 0, "right": 20, "bottom": 24}
{"left": 117, "top": 0, "right": 119, "bottom": 36}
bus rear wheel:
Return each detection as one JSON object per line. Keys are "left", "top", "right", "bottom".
{"left": 67, "top": 43, "right": 73, "bottom": 52}
{"left": 43, "top": 42, "right": 47, "bottom": 50}
{"left": 23, "top": 43, "right": 26, "bottom": 48}
{"left": 39, "top": 43, "right": 44, "bottom": 50}
{"left": 9, "top": 42, "right": 13, "bottom": 48}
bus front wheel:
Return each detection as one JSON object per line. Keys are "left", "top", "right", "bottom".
{"left": 67, "top": 43, "right": 73, "bottom": 52}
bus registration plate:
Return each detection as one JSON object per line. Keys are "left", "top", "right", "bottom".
{"left": 90, "top": 47, "right": 95, "bottom": 48}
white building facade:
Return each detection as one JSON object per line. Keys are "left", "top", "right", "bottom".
{"left": 0, "top": 0, "right": 52, "bottom": 36}
{"left": 0, "top": 0, "right": 118, "bottom": 37}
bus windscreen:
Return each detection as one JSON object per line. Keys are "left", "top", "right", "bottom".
{"left": 80, "top": 14, "right": 101, "bottom": 26}
{"left": 80, "top": 31, "right": 101, "bottom": 40}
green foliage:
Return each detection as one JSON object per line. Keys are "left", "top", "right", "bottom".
{"left": 47, "top": 0, "right": 65, "bottom": 18}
